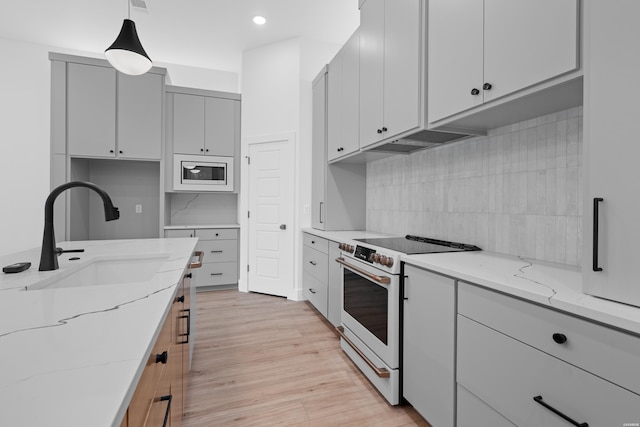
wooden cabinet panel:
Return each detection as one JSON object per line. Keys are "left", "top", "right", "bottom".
{"left": 118, "top": 72, "right": 163, "bottom": 160}
{"left": 173, "top": 93, "right": 206, "bottom": 155}
{"left": 205, "top": 97, "right": 237, "bottom": 157}
{"left": 402, "top": 265, "right": 455, "bottom": 427}
{"left": 458, "top": 315, "right": 640, "bottom": 427}
{"left": 67, "top": 63, "right": 116, "bottom": 158}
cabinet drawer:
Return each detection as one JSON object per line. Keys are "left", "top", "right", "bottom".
{"left": 303, "top": 271, "right": 328, "bottom": 317}
{"left": 195, "top": 262, "right": 238, "bottom": 287}
{"left": 195, "top": 228, "right": 237, "bottom": 240}
{"left": 165, "top": 229, "right": 195, "bottom": 238}
{"left": 127, "top": 311, "right": 172, "bottom": 427}
{"left": 303, "top": 233, "right": 328, "bottom": 254}
{"left": 457, "top": 315, "right": 640, "bottom": 427}
{"left": 457, "top": 384, "right": 515, "bottom": 427}
{"left": 196, "top": 239, "right": 238, "bottom": 263}
{"left": 458, "top": 282, "right": 640, "bottom": 395}
{"left": 303, "top": 246, "right": 328, "bottom": 283}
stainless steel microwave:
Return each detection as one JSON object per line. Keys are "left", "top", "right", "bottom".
{"left": 173, "top": 154, "right": 234, "bottom": 192}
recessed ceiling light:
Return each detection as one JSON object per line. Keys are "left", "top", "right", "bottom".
{"left": 253, "top": 16, "right": 266, "bottom": 25}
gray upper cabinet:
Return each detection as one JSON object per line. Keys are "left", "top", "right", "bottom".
{"left": 172, "top": 93, "right": 206, "bottom": 155}
{"left": 66, "top": 61, "right": 163, "bottom": 160}
{"left": 205, "top": 97, "right": 236, "bottom": 157}
{"left": 67, "top": 64, "right": 117, "bottom": 158}
{"left": 428, "top": 0, "right": 580, "bottom": 128}
{"left": 170, "top": 87, "right": 240, "bottom": 157}
{"left": 118, "top": 73, "right": 163, "bottom": 160}
{"left": 359, "top": 0, "right": 422, "bottom": 149}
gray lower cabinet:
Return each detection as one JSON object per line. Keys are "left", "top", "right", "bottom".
{"left": 402, "top": 264, "right": 455, "bottom": 427}
{"left": 457, "top": 282, "right": 640, "bottom": 426}
{"left": 165, "top": 228, "right": 239, "bottom": 288}
{"left": 302, "top": 233, "right": 342, "bottom": 326}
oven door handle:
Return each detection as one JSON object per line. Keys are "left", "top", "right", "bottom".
{"left": 335, "top": 257, "right": 391, "bottom": 285}
{"left": 336, "top": 326, "right": 390, "bottom": 378}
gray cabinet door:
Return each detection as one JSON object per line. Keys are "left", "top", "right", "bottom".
{"left": 173, "top": 93, "right": 205, "bottom": 155}
{"left": 118, "top": 72, "right": 162, "bottom": 159}
{"left": 205, "top": 97, "right": 236, "bottom": 157}
{"left": 327, "top": 241, "right": 342, "bottom": 327}
{"left": 311, "top": 70, "right": 327, "bottom": 229}
{"left": 403, "top": 264, "right": 456, "bottom": 427}
{"left": 67, "top": 63, "right": 116, "bottom": 157}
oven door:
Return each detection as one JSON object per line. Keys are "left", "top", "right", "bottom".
{"left": 338, "top": 256, "right": 399, "bottom": 369}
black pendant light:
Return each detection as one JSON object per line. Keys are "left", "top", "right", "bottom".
{"left": 105, "top": 0, "right": 152, "bottom": 76}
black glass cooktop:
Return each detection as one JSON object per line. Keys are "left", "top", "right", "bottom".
{"left": 354, "top": 235, "right": 481, "bottom": 255}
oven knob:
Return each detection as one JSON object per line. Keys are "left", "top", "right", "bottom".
{"left": 373, "top": 254, "right": 381, "bottom": 263}
{"left": 379, "top": 255, "right": 388, "bottom": 265}
{"left": 348, "top": 245, "right": 354, "bottom": 253}
{"left": 338, "top": 243, "right": 344, "bottom": 250}
{"left": 385, "top": 257, "right": 394, "bottom": 268}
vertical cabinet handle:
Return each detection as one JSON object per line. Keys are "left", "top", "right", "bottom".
{"left": 593, "top": 198, "right": 603, "bottom": 272}
{"left": 178, "top": 309, "right": 190, "bottom": 344}
{"left": 319, "top": 202, "right": 324, "bottom": 224}
{"left": 533, "top": 396, "right": 588, "bottom": 427}
{"left": 159, "top": 395, "right": 172, "bottom": 427}
{"left": 403, "top": 276, "right": 408, "bottom": 301}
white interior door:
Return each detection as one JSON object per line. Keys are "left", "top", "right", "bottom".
{"left": 247, "top": 136, "right": 294, "bottom": 297}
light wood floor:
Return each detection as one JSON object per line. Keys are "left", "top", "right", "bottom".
{"left": 183, "top": 290, "right": 431, "bottom": 426}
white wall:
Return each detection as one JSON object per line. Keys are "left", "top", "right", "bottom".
{"left": 0, "top": 36, "right": 240, "bottom": 257}
{"left": 238, "top": 37, "right": 341, "bottom": 300}
{"left": 0, "top": 38, "right": 51, "bottom": 257}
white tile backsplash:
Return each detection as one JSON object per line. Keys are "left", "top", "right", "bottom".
{"left": 366, "top": 107, "right": 583, "bottom": 267}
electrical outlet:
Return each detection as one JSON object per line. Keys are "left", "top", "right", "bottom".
{"left": 135, "top": 204, "right": 142, "bottom": 214}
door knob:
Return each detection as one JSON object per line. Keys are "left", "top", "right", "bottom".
{"left": 280, "top": 224, "right": 287, "bottom": 230}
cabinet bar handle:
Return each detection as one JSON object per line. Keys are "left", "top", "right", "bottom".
{"left": 309, "top": 261, "right": 317, "bottom": 266}
{"left": 190, "top": 250, "right": 204, "bottom": 269}
{"left": 336, "top": 257, "right": 391, "bottom": 284}
{"left": 533, "top": 396, "right": 588, "bottom": 427}
{"left": 319, "top": 202, "right": 324, "bottom": 224}
{"left": 593, "top": 198, "right": 603, "bottom": 272}
{"left": 336, "top": 326, "right": 390, "bottom": 378}
{"left": 210, "top": 272, "right": 223, "bottom": 276}
{"left": 210, "top": 250, "right": 223, "bottom": 253}
{"left": 178, "top": 309, "right": 190, "bottom": 344}
{"left": 159, "top": 395, "right": 172, "bottom": 427}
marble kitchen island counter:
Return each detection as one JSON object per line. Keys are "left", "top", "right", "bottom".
{"left": 403, "top": 251, "right": 640, "bottom": 336}
{"left": 0, "top": 238, "right": 198, "bottom": 427}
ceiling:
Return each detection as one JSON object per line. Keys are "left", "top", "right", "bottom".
{"left": 0, "top": 0, "right": 361, "bottom": 73}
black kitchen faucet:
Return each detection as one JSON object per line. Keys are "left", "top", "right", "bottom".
{"left": 38, "top": 181, "right": 120, "bottom": 271}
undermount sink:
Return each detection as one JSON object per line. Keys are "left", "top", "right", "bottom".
{"left": 26, "top": 256, "right": 169, "bottom": 291}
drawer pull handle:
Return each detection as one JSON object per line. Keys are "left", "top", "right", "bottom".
{"left": 552, "top": 333, "right": 567, "bottom": 344}
{"left": 178, "top": 309, "right": 190, "bottom": 344}
{"left": 190, "top": 250, "right": 204, "bottom": 269}
{"left": 159, "top": 394, "right": 172, "bottom": 427}
{"left": 533, "top": 395, "right": 588, "bottom": 427}
{"left": 210, "top": 272, "right": 223, "bottom": 276}
{"left": 210, "top": 250, "right": 223, "bottom": 253}
{"left": 336, "top": 326, "right": 390, "bottom": 378}
{"left": 308, "top": 288, "right": 316, "bottom": 294}
{"left": 155, "top": 351, "right": 168, "bottom": 364}
{"left": 309, "top": 261, "right": 317, "bottom": 266}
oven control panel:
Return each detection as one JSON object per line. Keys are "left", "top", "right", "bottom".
{"left": 354, "top": 245, "right": 375, "bottom": 263}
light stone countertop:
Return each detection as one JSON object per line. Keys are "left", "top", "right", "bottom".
{"left": 0, "top": 237, "right": 198, "bottom": 427}
{"left": 164, "top": 223, "right": 239, "bottom": 230}
{"left": 302, "top": 228, "right": 640, "bottom": 336}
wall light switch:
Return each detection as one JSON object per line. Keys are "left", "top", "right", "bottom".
{"left": 135, "top": 204, "right": 142, "bottom": 214}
